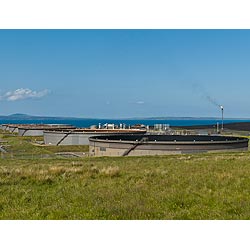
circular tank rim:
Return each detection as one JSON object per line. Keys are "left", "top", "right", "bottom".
{"left": 18, "top": 126, "right": 75, "bottom": 130}
{"left": 89, "top": 134, "right": 249, "bottom": 145}
{"left": 1, "top": 124, "right": 75, "bottom": 130}
{"left": 43, "top": 129, "right": 147, "bottom": 134}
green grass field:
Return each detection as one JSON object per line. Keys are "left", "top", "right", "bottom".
{"left": 1, "top": 131, "right": 250, "bottom": 219}
{"left": 0, "top": 133, "right": 89, "bottom": 158}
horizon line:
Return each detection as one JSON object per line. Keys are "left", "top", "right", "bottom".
{"left": 1, "top": 113, "right": 250, "bottom": 120}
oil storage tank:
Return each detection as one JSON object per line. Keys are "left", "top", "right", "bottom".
{"left": 89, "top": 134, "right": 249, "bottom": 156}
{"left": 18, "top": 124, "right": 75, "bottom": 136}
{"left": 1, "top": 124, "right": 11, "bottom": 131}
{"left": 0, "top": 124, "right": 7, "bottom": 130}
{"left": 44, "top": 129, "right": 147, "bottom": 146}
{"left": 7, "top": 124, "right": 20, "bottom": 133}
{"left": 0, "top": 124, "right": 23, "bottom": 132}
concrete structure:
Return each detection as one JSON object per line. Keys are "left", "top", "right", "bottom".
{"left": 89, "top": 134, "right": 249, "bottom": 156}
{"left": 7, "top": 124, "right": 20, "bottom": 133}
{"left": 17, "top": 124, "right": 75, "bottom": 136}
{"left": 0, "top": 124, "right": 24, "bottom": 132}
{"left": 0, "top": 124, "right": 75, "bottom": 135}
{"left": 0, "top": 124, "right": 6, "bottom": 130}
{"left": 0, "top": 124, "right": 12, "bottom": 131}
{"left": 44, "top": 129, "right": 147, "bottom": 145}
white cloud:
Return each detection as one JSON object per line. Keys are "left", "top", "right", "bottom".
{"left": 0, "top": 88, "right": 50, "bottom": 101}
{"left": 136, "top": 101, "right": 145, "bottom": 105}
{"left": 128, "top": 100, "right": 145, "bottom": 105}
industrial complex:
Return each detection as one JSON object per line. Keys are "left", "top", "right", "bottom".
{"left": 0, "top": 120, "right": 249, "bottom": 157}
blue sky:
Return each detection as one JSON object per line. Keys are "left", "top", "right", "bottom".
{"left": 0, "top": 30, "right": 250, "bottom": 118}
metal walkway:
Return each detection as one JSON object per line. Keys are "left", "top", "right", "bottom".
{"left": 122, "top": 137, "right": 148, "bottom": 156}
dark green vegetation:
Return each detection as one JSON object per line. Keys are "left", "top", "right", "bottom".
{"left": 1, "top": 131, "right": 250, "bottom": 219}
{"left": 0, "top": 133, "right": 88, "bottom": 158}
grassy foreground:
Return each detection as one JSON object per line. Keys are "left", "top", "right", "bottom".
{"left": 1, "top": 152, "right": 250, "bottom": 219}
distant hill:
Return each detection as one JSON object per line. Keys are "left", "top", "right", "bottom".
{"left": 8, "top": 113, "right": 34, "bottom": 118}
{"left": 0, "top": 113, "right": 86, "bottom": 120}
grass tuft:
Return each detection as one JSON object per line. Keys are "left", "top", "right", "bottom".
{"left": 100, "top": 166, "right": 121, "bottom": 178}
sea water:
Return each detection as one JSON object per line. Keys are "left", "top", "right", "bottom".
{"left": 1, "top": 118, "right": 250, "bottom": 128}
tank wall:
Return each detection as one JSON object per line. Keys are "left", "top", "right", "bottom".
{"left": 9, "top": 127, "right": 19, "bottom": 133}
{"left": 89, "top": 139, "right": 249, "bottom": 156}
{"left": 44, "top": 132, "right": 96, "bottom": 145}
{"left": 90, "top": 144, "right": 248, "bottom": 157}
{"left": 89, "top": 145, "right": 183, "bottom": 156}
{"left": 3, "top": 125, "right": 19, "bottom": 132}
{"left": 18, "top": 129, "right": 44, "bottom": 136}
{"left": 0, "top": 125, "right": 5, "bottom": 130}
{"left": 44, "top": 132, "right": 64, "bottom": 145}
{"left": 44, "top": 132, "right": 145, "bottom": 145}
{"left": 4, "top": 126, "right": 11, "bottom": 131}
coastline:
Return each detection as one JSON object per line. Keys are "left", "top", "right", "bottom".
{"left": 174, "top": 122, "right": 250, "bottom": 131}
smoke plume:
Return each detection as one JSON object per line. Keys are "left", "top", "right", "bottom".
{"left": 192, "top": 84, "right": 222, "bottom": 108}
{"left": 205, "top": 95, "right": 221, "bottom": 108}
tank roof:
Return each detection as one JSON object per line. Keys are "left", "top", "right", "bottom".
{"left": 89, "top": 134, "right": 248, "bottom": 143}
